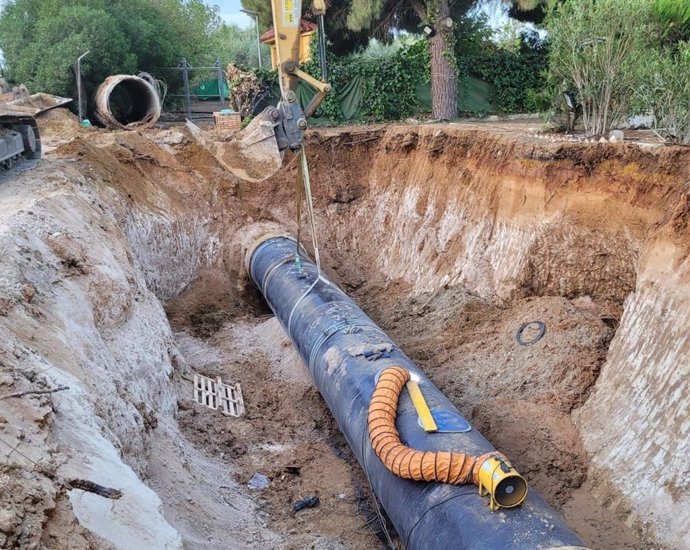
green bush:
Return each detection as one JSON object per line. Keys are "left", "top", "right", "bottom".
{"left": 0, "top": 0, "right": 222, "bottom": 98}
{"left": 452, "top": 15, "right": 549, "bottom": 114}
{"left": 466, "top": 30, "right": 549, "bottom": 114}
{"left": 652, "top": 0, "right": 690, "bottom": 43}
{"left": 636, "top": 41, "right": 690, "bottom": 143}
{"left": 298, "top": 37, "right": 430, "bottom": 123}
{"left": 545, "top": 0, "right": 655, "bottom": 136}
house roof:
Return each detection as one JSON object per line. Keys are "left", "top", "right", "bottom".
{"left": 259, "top": 19, "right": 317, "bottom": 43}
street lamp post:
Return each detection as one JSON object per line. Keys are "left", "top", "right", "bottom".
{"left": 240, "top": 9, "right": 262, "bottom": 70}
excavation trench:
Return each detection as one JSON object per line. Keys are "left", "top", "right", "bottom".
{"left": 0, "top": 116, "right": 688, "bottom": 550}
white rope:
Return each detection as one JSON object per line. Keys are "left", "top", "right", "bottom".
{"left": 287, "top": 276, "right": 320, "bottom": 336}
{"left": 286, "top": 144, "right": 327, "bottom": 335}
{"left": 300, "top": 144, "right": 322, "bottom": 276}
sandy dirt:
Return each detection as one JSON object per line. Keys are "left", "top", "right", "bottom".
{"left": 169, "top": 320, "right": 387, "bottom": 550}
{"left": 2, "top": 110, "right": 688, "bottom": 549}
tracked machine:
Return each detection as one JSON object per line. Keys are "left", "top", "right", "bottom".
{"left": 0, "top": 113, "right": 41, "bottom": 170}
{"left": 1, "top": 83, "right": 71, "bottom": 171}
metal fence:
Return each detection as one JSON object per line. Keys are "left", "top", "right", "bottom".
{"left": 155, "top": 58, "right": 228, "bottom": 122}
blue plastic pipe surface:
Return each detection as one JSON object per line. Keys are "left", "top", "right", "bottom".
{"left": 248, "top": 236, "right": 586, "bottom": 550}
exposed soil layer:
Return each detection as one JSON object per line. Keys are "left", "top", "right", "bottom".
{"left": 1, "top": 114, "right": 688, "bottom": 549}
{"left": 172, "top": 322, "right": 386, "bottom": 549}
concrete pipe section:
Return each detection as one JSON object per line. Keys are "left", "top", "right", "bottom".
{"left": 95, "top": 74, "right": 161, "bottom": 130}
{"left": 246, "top": 234, "right": 588, "bottom": 550}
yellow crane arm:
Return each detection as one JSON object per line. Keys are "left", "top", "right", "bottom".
{"left": 270, "top": 0, "right": 330, "bottom": 120}
{"left": 187, "top": 0, "right": 330, "bottom": 184}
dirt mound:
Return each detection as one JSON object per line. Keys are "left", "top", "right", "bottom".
{"left": 37, "top": 108, "right": 81, "bottom": 140}
{"left": 359, "top": 286, "right": 614, "bottom": 414}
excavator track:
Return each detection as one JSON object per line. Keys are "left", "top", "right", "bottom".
{"left": 0, "top": 114, "right": 41, "bottom": 171}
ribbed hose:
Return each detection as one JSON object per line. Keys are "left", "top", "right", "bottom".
{"left": 369, "top": 366, "right": 497, "bottom": 485}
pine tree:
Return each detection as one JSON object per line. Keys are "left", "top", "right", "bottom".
{"left": 347, "top": 0, "right": 480, "bottom": 120}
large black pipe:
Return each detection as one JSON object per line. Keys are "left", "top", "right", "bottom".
{"left": 248, "top": 235, "right": 586, "bottom": 550}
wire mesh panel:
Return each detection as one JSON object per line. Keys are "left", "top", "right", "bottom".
{"left": 155, "top": 58, "right": 229, "bottom": 122}
{"left": 193, "top": 373, "right": 244, "bottom": 417}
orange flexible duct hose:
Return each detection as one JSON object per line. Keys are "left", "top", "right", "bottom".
{"left": 368, "top": 366, "right": 496, "bottom": 485}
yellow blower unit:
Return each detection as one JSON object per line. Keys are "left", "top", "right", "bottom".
{"left": 368, "top": 366, "right": 528, "bottom": 512}
{"left": 477, "top": 455, "right": 528, "bottom": 511}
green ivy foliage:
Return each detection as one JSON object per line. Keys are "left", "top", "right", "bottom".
{"left": 473, "top": 33, "right": 548, "bottom": 113}
{"left": 297, "top": 38, "right": 430, "bottom": 122}
{"left": 362, "top": 39, "right": 430, "bottom": 121}
{"left": 455, "top": 17, "right": 549, "bottom": 114}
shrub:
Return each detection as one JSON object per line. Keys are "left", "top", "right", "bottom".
{"left": 467, "top": 30, "right": 549, "bottom": 114}
{"left": 452, "top": 14, "right": 549, "bottom": 114}
{"left": 545, "top": 0, "right": 654, "bottom": 136}
{"left": 637, "top": 41, "right": 690, "bottom": 143}
{"left": 299, "top": 37, "right": 430, "bottom": 123}
{"left": 652, "top": 0, "right": 690, "bottom": 43}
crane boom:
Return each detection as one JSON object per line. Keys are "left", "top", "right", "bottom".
{"left": 188, "top": 0, "right": 330, "bottom": 183}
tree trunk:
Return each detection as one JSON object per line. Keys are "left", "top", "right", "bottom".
{"left": 430, "top": 0, "right": 458, "bottom": 120}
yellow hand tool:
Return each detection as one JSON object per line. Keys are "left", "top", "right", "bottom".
{"left": 406, "top": 378, "right": 438, "bottom": 433}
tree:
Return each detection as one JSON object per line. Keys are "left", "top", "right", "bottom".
{"left": 212, "top": 24, "right": 269, "bottom": 68}
{"left": 0, "top": 1, "right": 135, "bottom": 96}
{"left": 0, "top": 0, "right": 222, "bottom": 98}
{"left": 545, "top": 0, "right": 654, "bottom": 135}
{"left": 346, "top": 0, "right": 476, "bottom": 120}
{"left": 636, "top": 41, "right": 690, "bottom": 143}
{"left": 504, "top": 0, "right": 547, "bottom": 23}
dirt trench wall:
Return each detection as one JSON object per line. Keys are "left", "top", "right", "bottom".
{"left": 576, "top": 233, "right": 690, "bottom": 546}
{"left": 306, "top": 129, "right": 667, "bottom": 307}
{"left": 298, "top": 127, "right": 689, "bottom": 548}
{"left": 0, "top": 127, "right": 280, "bottom": 549}
{"left": 0, "top": 151, "right": 203, "bottom": 548}
{"left": 62, "top": 133, "right": 220, "bottom": 301}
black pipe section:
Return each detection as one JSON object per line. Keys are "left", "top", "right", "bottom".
{"left": 248, "top": 236, "right": 586, "bottom": 550}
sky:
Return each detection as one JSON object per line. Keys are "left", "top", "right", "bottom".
{"left": 206, "top": 0, "right": 254, "bottom": 29}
